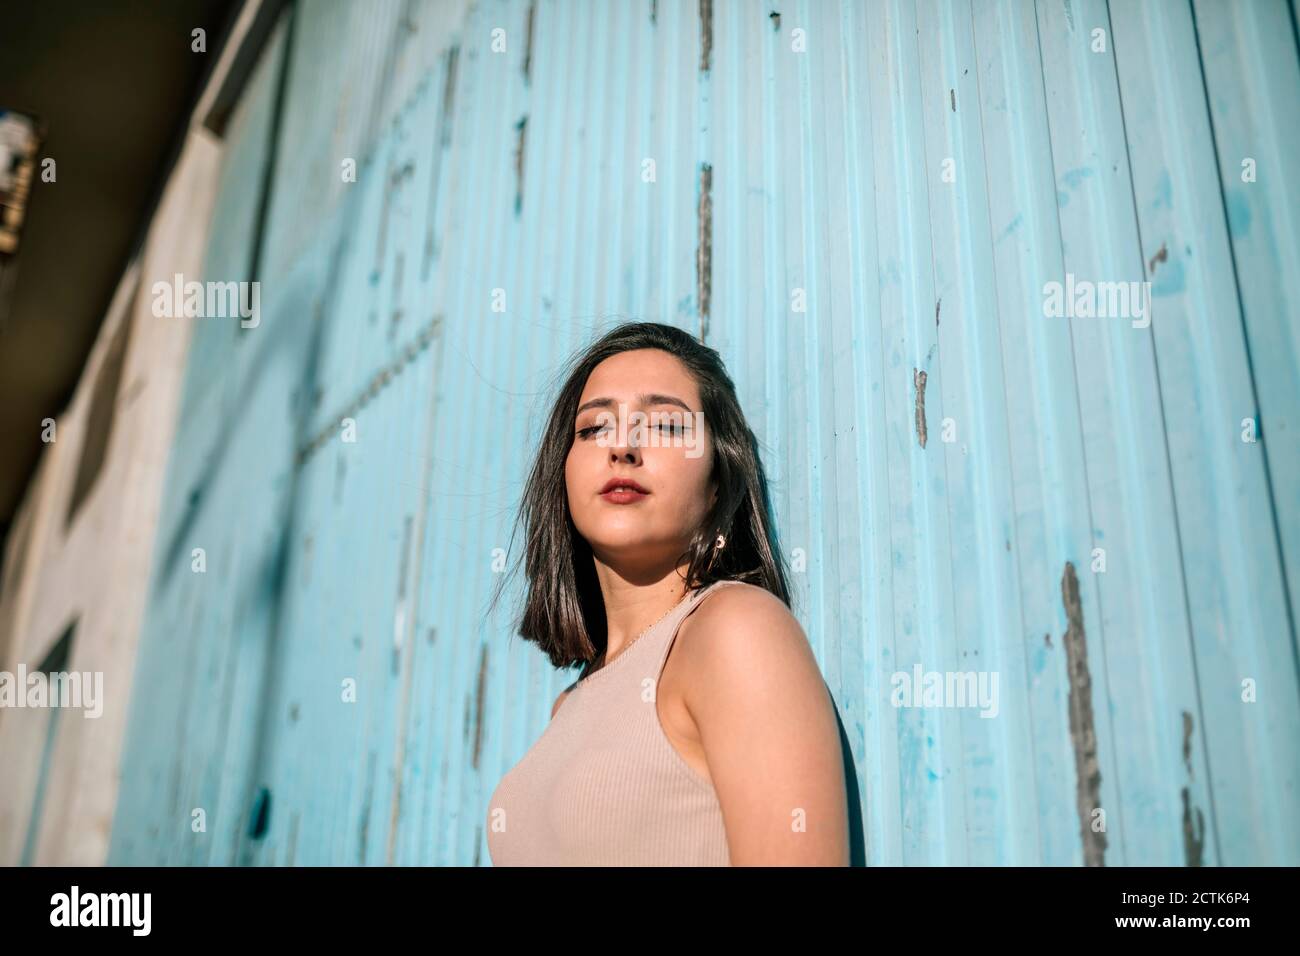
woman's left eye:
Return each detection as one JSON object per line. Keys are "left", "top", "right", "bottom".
{"left": 658, "top": 422, "right": 682, "bottom": 433}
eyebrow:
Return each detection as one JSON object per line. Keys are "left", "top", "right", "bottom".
{"left": 575, "top": 393, "right": 696, "bottom": 416}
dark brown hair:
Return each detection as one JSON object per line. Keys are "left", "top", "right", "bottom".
{"left": 490, "top": 321, "right": 790, "bottom": 677}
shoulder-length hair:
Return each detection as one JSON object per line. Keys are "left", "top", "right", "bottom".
{"left": 491, "top": 321, "right": 790, "bottom": 676}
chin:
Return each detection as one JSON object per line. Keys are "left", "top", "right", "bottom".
{"left": 587, "top": 534, "right": 677, "bottom": 563}
{"left": 587, "top": 534, "right": 654, "bottom": 556}
{"left": 578, "top": 513, "right": 654, "bottom": 542}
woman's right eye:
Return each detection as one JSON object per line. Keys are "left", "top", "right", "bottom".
{"left": 576, "top": 424, "right": 608, "bottom": 439}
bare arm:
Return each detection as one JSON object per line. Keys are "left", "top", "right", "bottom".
{"left": 681, "top": 585, "right": 850, "bottom": 865}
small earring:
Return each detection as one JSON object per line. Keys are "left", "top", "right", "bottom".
{"left": 714, "top": 533, "right": 726, "bottom": 549}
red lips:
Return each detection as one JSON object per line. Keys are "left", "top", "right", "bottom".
{"left": 599, "top": 477, "right": 650, "bottom": 503}
{"left": 599, "top": 477, "right": 650, "bottom": 494}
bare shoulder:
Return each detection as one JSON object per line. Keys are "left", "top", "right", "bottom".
{"left": 677, "top": 580, "right": 848, "bottom": 865}
{"left": 678, "top": 581, "right": 820, "bottom": 693}
{"left": 694, "top": 580, "right": 799, "bottom": 627}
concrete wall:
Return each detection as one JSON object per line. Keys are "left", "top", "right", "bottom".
{"left": 0, "top": 126, "right": 224, "bottom": 864}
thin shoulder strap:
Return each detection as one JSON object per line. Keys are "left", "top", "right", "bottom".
{"left": 653, "top": 579, "right": 744, "bottom": 675}
{"left": 676, "top": 579, "right": 741, "bottom": 627}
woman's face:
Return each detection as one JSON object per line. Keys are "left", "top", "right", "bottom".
{"left": 566, "top": 348, "right": 716, "bottom": 577}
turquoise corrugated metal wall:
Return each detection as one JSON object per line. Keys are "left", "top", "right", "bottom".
{"left": 109, "top": 0, "right": 1299, "bottom": 866}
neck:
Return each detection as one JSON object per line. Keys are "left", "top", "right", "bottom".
{"left": 592, "top": 564, "right": 691, "bottom": 661}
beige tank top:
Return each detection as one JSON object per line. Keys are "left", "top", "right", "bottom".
{"left": 486, "top": 579, "right": 743, "bottom": 866}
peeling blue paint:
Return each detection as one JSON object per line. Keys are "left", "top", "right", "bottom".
{"left": 1059, "top": 165, "right": 1094, "bottom": 190}
{"left": 996, "top": 212, "right": 1023, "bottom": 243}
{"left": 1151, "top": 255, "right": 1186, "bottom": 296}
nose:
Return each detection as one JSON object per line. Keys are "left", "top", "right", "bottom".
{"left": 608, "top": 425, "right": 643, "bottom": 465}
{"left": 610, "top": 443, "right": 642, "bottom": 465}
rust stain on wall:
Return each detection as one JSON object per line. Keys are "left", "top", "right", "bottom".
{"left": 1148, "top": 242, "right": 1168, "bottom": 274}
{"left": 1181, "top": 710, "right": 1205, "bottom": 865}
{"left": 699, "top": 0, "right": 713, "bottom": 72}
{"left": 697, "top": 162, "right": 713, "bottom": 340}
{"left": 914, "top": 368, "right": 928, "bottom": 448}
{"left": 472, "top": 643, "right": 489, "bottom": 769}
{"left": 522, "top": 0, "right": 536, "bottom": 85}
{"left": 513, "top": 115, "right": 528, "bottom": 217}
{"left": 1182, "top": 787, "right": 1206, "bottom": 866}
{"left": 1062, "top": 560, "right": 1107, "bottom": 866}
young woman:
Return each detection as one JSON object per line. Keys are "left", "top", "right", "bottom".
{"left": 486, "top": 322, "right": 849, "bottom": 865}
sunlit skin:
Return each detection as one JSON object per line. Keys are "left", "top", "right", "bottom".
{"left": 560, "top": 348, "right": 851, "bottom": 865}
{"left": 565, "top": 348, "right": 717, "bottom": 614}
